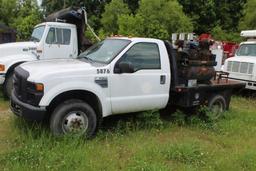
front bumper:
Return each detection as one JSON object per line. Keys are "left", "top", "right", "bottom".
{"left": 10, "top": 91, "right": 47, "bottom": 121}
{"left": 0, "top": 74, "right": 5, "bottom": 84}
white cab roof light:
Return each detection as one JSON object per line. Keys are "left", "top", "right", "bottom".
{"left": 241, "top": 30, "right": 256, "bottom": 38}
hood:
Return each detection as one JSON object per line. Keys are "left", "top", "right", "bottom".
{"left": 226, "top": 56, "right": 256, "bottom": 63}
{"left": 0, "top": 41, "right": 38, "bottom": 58}
{"left": 20, "top": 59, "right": 99, "bottom": 81}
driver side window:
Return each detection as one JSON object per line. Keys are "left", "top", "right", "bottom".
{"left": 120, "top": 42, "right": 161, "bottom": 71}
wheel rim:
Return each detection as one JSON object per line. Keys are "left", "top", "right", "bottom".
{"left": 210, "top": 100, "right": 224, "bottom": 119}
{"left": 62, "top": 111, "right": 89, "bottom": 135}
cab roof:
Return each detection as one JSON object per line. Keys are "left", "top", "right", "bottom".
{"left": 240, "top": 40, "right": 256, "bottom": 45}
{"left": 107, "top": 36, "right": 163, "bottom": 43}
{"left": 35, "top": 22, "right": 76, "bottom": 28}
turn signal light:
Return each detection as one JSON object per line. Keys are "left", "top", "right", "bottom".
{"left": 35, "top": 83, "right": 44, "bottom": 91}
{"left": 0, "top": 64, "right": 5, "bottom": 71}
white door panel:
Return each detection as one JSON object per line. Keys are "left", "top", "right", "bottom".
{"left": 43, "top": 27, "right": 73, "bottom": 59}
{"left": 110, "top": 42, "right": 170, "bottom": 114}
{"left": 110, "top": 70, "right": 169, "bottom": 114}
{"left": 44, "top": 44, "right": 72, "bottom": 59}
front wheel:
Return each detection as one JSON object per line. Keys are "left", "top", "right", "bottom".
{"left": 3, "top": 72, "right": 14, "bottom": 99}
{"left": 207, "top": 95, "right": 227, "bottom": 120}
{"left": 50, "top": 99, "right": 98, "bottom": 138}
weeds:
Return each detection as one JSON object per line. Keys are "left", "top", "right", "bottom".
{"left": 164, "top": 142, "right": 209, "bottom": 166}
{"left": 1, "top": 96, "right": 256, "bottom": 170}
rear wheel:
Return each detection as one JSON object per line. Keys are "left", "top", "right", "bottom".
{"left": 50, "top": 99, "right": 98, "bottom": 138}
{"left": 3, "top": 72, "right": 14, "bottom": 99}
{"left": 207, "top": 95, "right": 227, "bottom": 120}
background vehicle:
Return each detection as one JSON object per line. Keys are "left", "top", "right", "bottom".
{"left": 10, "top": 37, "right": 245, "bottom": 138}
{"left": 0, "top": 7, "right": 95, "bottom": 98}
{"left": 223, "top": 30, "right": 256, "bottom": 91}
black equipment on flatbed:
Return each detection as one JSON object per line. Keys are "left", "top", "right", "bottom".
{"left": 164, "top": 41, "right": 245, "bottom": 109}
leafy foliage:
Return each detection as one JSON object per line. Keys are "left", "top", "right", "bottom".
{"left": 239, "top": 0, "right": 256, "bottom": 30}
{"left": 0, "top": 0, "right": 250, "bottom": 42}
{"left": 0, "top": 0, "right": 17, "bottom": 25}
{"left": 11, "top": 0, "right": 43, "bottom": 40}
{"left": 178, "top": 0, "right": 246, "bottom": 35}
{"left": 211, "top": 25, "right": 242, "bottom": 43}
{"left": 215, "top": 0, "right": 246, "bottom": 32}
{"left": 178, "top": 0, "right": 217, "bottom": 34}
{"left": 101, "top": 0, "right": 130, "bottom": 35}
{"left": 117, "top": 0, "right": 193, "bottom": 39}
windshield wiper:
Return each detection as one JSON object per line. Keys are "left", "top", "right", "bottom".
{"left": 78, "top": 56, "right": 94, "bottom": 63}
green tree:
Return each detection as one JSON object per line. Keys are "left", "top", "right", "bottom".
{"left": 211, "top": 26, "right": 241, "bottom": 42}
{"left": 118, "top": 14, "right": 145, "bottom": 36}
{"left": 41, "top": 0, "right": 64, "bottom": 15}
{"left": 11, "top": 0, "right": 43, "bottom": 40}
{"left": 118, "top": 0, "right": 193, "bottom": 39}
{"left": 239, "top": 0, "right": 256, "bottom": 30}
{"left": 0, "top": 0, "right": 17, "bottom": 26}
{"left": 123, "top": 0, "right": 139, "bottom": 12}
{"left": 101, "top": 0, "right": 130, "bottom": 35}
{"left": 178, "top": 0, "right": 216, "bottom": 34}
{"left": 178, "top": 0, "right": 246, "bottom": 34}
{"left": 215, "top": 0, "right": 246, "bottom": 32}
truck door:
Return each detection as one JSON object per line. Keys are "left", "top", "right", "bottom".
{"left": 110, "top": 42, "right": 170, "bottom": 114}
{"left": 43, "top": 27, "right": 73, "bottom": 59}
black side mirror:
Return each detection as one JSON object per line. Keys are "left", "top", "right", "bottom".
{"left": 114, "top": 62, "right": 135, "bottom": 73}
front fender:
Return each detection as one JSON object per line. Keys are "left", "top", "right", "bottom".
{"left": 1, "top": 54, "right": 36, "bottom": 73}
{"left": 39, "top": 81, "right": 111, "bottom": 117}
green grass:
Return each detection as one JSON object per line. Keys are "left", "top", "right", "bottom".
{"left": 0, "top": 96, "right": 256, "bottom": 171}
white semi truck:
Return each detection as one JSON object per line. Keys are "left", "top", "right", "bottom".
{"left": 0, "top": 7, "right": 94, "bottom": 98}
{"left": 223, "top": 30, "right": 256, "bottom": 91}
{"left": 10, "top": 37, "right": 245, "bottom": 138}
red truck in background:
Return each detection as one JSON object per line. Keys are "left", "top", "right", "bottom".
{"left": 222, "top": 42, "right": 239, "bottom": 58}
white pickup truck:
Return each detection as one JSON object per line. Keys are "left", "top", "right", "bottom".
{"left": 10, "top": 37, "right": 244, "bottom": 138}
{"left": 223, "top": 30, "right": 256, "bottom": 91}
{"left": 0, "top": 7, "right": 92, "bottom": 98}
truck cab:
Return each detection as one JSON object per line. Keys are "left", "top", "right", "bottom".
{"left": 0, "top": 7, "right": 91, "bottom": 98}
{"left": 0, "top": 22, "right": 77, "bottom": 98}
{"left": 223, "top": 30, "right": 256, "bottom": 90}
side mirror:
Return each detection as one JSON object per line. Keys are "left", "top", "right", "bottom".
{"left": 114, "top": 62, "right": 135, "bottom": 74}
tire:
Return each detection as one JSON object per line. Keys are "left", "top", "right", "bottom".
{"left": 3, "top": 72, "right": 14, "bottom": 99}
{"left": 50, "top": 99, "right": 98, "bottom": 138}
{"left": 208, "top": 95, "right": 227, "bottom": 120}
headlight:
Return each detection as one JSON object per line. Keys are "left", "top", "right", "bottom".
{"left": 0, "top": 64, "right": 5, "bottom": 71}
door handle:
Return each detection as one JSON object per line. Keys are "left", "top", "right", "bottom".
{"left": 160, "top": 75, "right": 166, "bottom": 84}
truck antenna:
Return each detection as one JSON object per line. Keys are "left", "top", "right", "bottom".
{"left": 81, "top": 7, "right": 101, "bottom": 42}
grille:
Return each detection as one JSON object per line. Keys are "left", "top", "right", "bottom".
{"left": 227, "top": 61, "right": 254, "bottom": 74}
{"left": 13, "top": 66, "right": 43, "bottom": 106}
{"left": 13, "top": 67, "right": 29, "bottom": 102}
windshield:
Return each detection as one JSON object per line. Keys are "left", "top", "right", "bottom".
{"left": 78, "top": 39, "right": 131, "bottom": 63}
{"left": 30, "top": 26, "right": 45, "bottom": 42}
{"left": 237, "top": 44, "right": 256, "bottom": 56}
